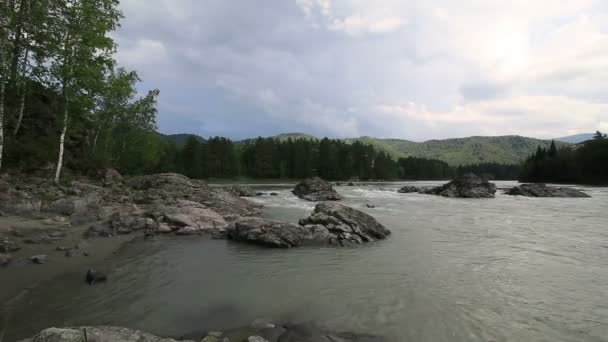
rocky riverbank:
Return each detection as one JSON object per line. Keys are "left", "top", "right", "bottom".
{"left": 1, "top": 172, "right": 391, "bottom": 305}
{"left": 19, "top": 321, "right": 387, "bottom": 342}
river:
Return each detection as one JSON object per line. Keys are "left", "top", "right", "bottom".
{"left": 3, "top": 181, "right": 608, "bottom": 341}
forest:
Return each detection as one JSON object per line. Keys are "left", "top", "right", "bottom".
{"left": 172, "top": 136, "right": 522, "bottom": 181}
{"left": 520, "top": 132, "right": 608, "bottom": 185}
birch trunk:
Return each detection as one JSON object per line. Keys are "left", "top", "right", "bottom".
{"left": 13, "top": 48, "right": 28, "bottom": 137}
{"left": 54, "top": 105, "right": 68, "bottom": 184}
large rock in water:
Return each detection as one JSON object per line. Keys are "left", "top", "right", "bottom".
{"left": 293, "top": 177, "right": 342, "bottom": 201}
{"left": 227, "top": 217, "right": 314, "bottom": 248}
{"left": 506, "top": 183, "right": 590, "bottom": 198}
{"left": 299, "top": 202, "right": 391, "bottom": 244}
{"left": 425, "top": 173, "right": 497, "bottom": 198}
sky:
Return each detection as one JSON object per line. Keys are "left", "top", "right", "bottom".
{"left": 114, "top": 0, "right": 608, "bottom": 141}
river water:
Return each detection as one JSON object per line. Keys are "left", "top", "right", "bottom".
{"left": 3, "top": 182, "right": 608, "bottom": 341}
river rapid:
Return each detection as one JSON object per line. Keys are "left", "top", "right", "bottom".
{"left": 3, "top": 181, "right": 608, "bottom": 342}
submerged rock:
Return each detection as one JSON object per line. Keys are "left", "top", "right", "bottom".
{"left": 299, "top": 202, "right": 391, "bottom": 244}
{"left": 506, "top": 183, "right": 591, "bottom": 198}
{"left": 293, "top": 177, "right": 342, "bottom": 201}
{"left": 86, "top": 269, "right": 107, "bottom": 285}
{"left": 424, "top": 173, "right": 497, "bottom": 198}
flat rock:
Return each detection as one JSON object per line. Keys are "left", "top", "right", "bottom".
{"left": 293, "top": 177, "right": 342, "bottom": 201}
{"left": 506, "top": 183, "right": 591, "bottom": 198}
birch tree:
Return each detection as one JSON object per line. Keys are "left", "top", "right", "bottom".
{"left": 47, "top": 0, "right": 121, "bottom": 183}
{"left": 0, "top": 0, "right": 11, "bottom": 170}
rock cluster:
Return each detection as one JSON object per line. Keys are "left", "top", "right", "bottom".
{"left": 227, "top": 202, "right": 391, "bottom": 248}
{"left": 423, "top": 173, "right": 497, "bottom": 198}
{"left": 292, "top": 177, "right": 342, "bottom": 201}
{"left": 23, "top": 322, "right": 386, "bottom": 342}
{"left": 506, "top": 183, "right": 590, "bottom": 198}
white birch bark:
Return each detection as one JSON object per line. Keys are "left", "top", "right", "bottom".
{"left": 54, "top": 105, "right": 68, "bottom": 184}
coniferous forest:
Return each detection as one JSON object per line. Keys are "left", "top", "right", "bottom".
{"left": 520, "top": 132, "right": 608, "bottom": 185}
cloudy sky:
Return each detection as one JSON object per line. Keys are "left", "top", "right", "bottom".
{"left": 115, "top": 0, "right": 608, "bottom": 141}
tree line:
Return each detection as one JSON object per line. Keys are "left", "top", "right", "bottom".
{"left": 520, "top": 132, "right": 608, "bottom": 184}
{"left": 0, "top": 0, "right": 164, "bottom": 181}
{"left": 171, "top": 136, "right": 522, "bottom": 181}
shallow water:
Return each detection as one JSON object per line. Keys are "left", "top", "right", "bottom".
{"left": 3, "top": 182, "right": 608, "bottom": 341}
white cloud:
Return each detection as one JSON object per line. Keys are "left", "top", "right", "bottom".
{"left": 329, "top": 14, "right": 403, "bottom": 35}
{"left": 115, "top": 0, "right": 608, "bottom": 139}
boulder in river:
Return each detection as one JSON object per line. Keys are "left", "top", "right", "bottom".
{"left": 227, "top": 217, "right": 313, "bottom": 248}
{"left": 293, "top": 177, "right": 342, "bottom": 201}
{"left": 397, "top": 185, "right": 419, "bottom": 193}
{"left": 299, "top": 202, "right": 391, "bottom": 244}
{"left": 424, "top": 173, "right": 497, "bottom": 198}
{"left": 506, "top": 183, "right": 591, "bottom": 198}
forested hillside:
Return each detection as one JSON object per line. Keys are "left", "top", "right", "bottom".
{"left": 270, "top": 134, "right": 563, "bottom": 166}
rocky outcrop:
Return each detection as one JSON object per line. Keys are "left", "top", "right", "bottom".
{"left": 506, "top": 183, "right": 591, "bottom": 198}
{"left": 227, "top": 217, "right": 314, "bottom": 248}
{"left": 227, "top": 203, "right": 390, "bottom": 248}
{"left": 292, "top": 177, "right": 342, "bottom": 201}
{"left": 223, "top": 185, "right": 257, "bottom": 197}
{"left": 424, "top": 173, "right": 497, "bottom": 198}
{"left": 397, "top": 185, "right": 419, "bottom": 193}
{"left": 128, "top": 173, "right": 261, "bottom": 218}
{"left": 299, "top": 202, "right": 391, "bottom": 244}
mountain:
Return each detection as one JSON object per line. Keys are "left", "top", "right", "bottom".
{"left": 262, "top": 133, "right": 566, "bottom": 166}
{"left": 159, "top": 133, "right": 206, "bottom": 148}
{"left": 555, "top": 133, "right": 594, "bottom": 144}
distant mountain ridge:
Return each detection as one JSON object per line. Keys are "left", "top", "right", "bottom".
{"left": 555, "top": 133, "right": 594, "bottom": 144}
{"left": 159, "top": 132, "right": 567, "bottom": 166}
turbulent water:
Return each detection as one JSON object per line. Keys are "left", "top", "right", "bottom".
{"left": 4, "top": 182, "right": 608, "bottom": 341}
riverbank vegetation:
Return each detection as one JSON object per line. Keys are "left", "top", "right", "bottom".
{"left": 520, "top": 132, "right": 608, "bottom": 185}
